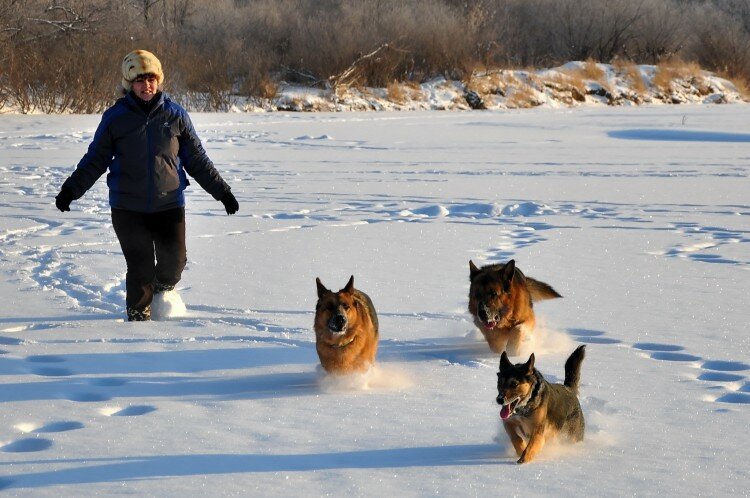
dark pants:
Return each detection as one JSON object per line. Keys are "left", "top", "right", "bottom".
{"left": 111, "top": 207, "right": 187, "bottom": 311}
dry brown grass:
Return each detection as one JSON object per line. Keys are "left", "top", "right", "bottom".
{"left": 464, "top": 74, "right": 494, "bottom": 96}
{"left": 557, "top": 59, "right": 614, "bottom": 98}
{"left": 386, "top": 81, "right": 406, "bottom": 103}
{"left": 497, "top": 71, "right": 522, "bottom": 96}
{"left": 724, "top": 74, "right": 750, "bottom": 100}
{"left": 506, "top": 83, "right": 540, "bottom": 108}
{"left": 581, "top": 59, "right": 607, "bottom": 82}
{"left": 612, "top": 59, "right": 647, "bottom": 94}
{"left": 559, "top": 59, "right": 608, "bottom": 88}
{"left": 537, "top": 72, "right": 587, "bottom": 103}
{"left": 386, "top": 81, "right": 423, "bottom": 104}
{"left": 653, "top": 59, "right": 704, "bottom": 92}
{"left": 544, "top": 72, "right": 586, "bottom": 93}
{"left": 464, "top": 70, "right": 522, "bottom": 99}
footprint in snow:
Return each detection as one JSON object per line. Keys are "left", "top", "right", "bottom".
{"left": 32, "top": 366, "right": 74, "bottom": 377}
{"left": 89, "top": 377, "right": 129, "bottom": 387}
{"left": 631, "top": 342, "right": 702, "bottom": 362}
{"left": 698, "top": 361, "right": 750, "bottom": 405}
{"left": 100, "top": 405, "right": 157, "bottom": 417}
{"left": 34, "top": 421, "right": 85, "bottom": 433}
{"left": 571, "top": 333, "right": 748, "bottom": 408}
{"left": 65, "top": 392, "right": 111, "bottom": 402}
{"left": 631, "top": 344, "right": 749, "bottom": 406}
{"left": 713, "top": 392, "right": 750, "bottom": 404}
{"left": 0, "top": 336, "right": 24, "bottom": 346}
{"left": 26, "top": 354, "right": 66, "bottom": 363}
{"left": 569, "top": 329, "right": 622, "bottom": 345}
{"left": 1, "top": 438, "right": 53, "bottom": 453}
{"left": 701, "top": 360, "right": 749, "bottom": 372}
{"left": 697, "top": 372, "right": 744, "bottom": 382}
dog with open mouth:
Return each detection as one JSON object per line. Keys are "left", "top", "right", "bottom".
{"left": 314, "top": 276, "right": 379, "bottom": 374}
{"left": 468, "top": 259, "right": 561, "bottom": 354}
{"left": 496, "top": 345, "right": 586, "bottom": 464}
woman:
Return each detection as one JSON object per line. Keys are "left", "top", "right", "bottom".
{"left": 55, "top": 50, "right": 239, "bottom": 321}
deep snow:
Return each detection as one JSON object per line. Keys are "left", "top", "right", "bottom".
{"left": 0, "top": 104, "right": 748, "bottom": 496}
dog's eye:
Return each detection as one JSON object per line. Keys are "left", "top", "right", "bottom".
{"left": 508, "top": 380, "right": 518, "bottom": 388}
{"left": 341, "top": 303, "right": 350, "bottom": 311}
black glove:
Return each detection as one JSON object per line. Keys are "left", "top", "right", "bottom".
{"left": 220, "top": 191, "right": 239, "bottom": 215}
{"left": 55, "top": 188, "right": 74, "bottom": 212}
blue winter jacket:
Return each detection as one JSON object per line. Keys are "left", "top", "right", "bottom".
{"left": 62, "top": 92, "right": 230, "bottom": 212}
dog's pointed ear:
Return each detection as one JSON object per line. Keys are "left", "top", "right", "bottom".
{"left": 500, "top": 351, "right": 513, "bottom": 371}
{"left": 501, "top": 259, "right": 516, "bottom": 292}
{"left": 316, "top": 278, "right": 330, "bottom": 298}
{"left": 343, "top": 275, "right": 354, "bottom": 293}
{"left": 469, "top": 260, "right": 480, "bottom": 279}
{"left": 524, "top": 353, "right": 535, "bottom": 374}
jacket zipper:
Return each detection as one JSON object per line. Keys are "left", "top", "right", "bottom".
{"left": 145, "top": 115, "right": 153, "bottom": 212}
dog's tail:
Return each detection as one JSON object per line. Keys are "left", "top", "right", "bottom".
{"left": 564, "top": 345, "right": 586, "bottom": 394}
{"left": 526, "top": 277, "right": 562, "bottom": 302}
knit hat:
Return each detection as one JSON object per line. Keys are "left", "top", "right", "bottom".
{"left": 119, "top": 50, "right": 164, "bottom": 94}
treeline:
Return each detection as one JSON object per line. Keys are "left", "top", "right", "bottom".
{"left": 1, "top": 0, "right": 749, "bottom": 112}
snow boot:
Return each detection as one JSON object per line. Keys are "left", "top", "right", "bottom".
{"left": 153, "top": 281, "right": 175, "bottom": 294}
{"left": 127, "top": 305, "right": 151, "bottom": 322}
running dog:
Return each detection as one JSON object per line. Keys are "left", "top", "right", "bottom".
{"left": 314, "top": 276, "right": 379, "bottom": 374}
{"left": 496, "top": 345, "right": 586, "bottom": 464}
{"left": 468, "top": 259, "right": 561, "bottom": 354}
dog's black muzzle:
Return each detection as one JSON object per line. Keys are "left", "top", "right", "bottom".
{"left": 496, "top": 395, "right": 505, "bottom": 406}
{"left": 478, "top": 304, "right": 501, "bottom": 326}
{"left": 328, "top": 313, "right": 347, "bottom": 333}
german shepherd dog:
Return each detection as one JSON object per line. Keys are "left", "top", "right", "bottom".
{"left": 468, "top": 259, "right": 561, "bottom": 354}
{"left": 314, "top": 276, "right": 379, "bottom": 374}
{"left": 497, "top": 345, "right": 586, "bottom": 464}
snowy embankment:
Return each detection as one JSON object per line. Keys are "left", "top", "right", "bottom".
{"left": 0, "top": 105, "right": 748, "bottom": 496}
{"left": 267, "top": 61, "right": 745, "bottom": 112}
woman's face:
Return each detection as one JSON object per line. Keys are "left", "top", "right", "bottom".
{"left": 132, "top": 74, "right": 159, "bottom": 101}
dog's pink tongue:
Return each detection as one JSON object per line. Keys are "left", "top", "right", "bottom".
{"left": 500, "top": 404, "right": 512, "bottom": 420}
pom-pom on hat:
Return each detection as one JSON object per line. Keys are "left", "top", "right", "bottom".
{"left": 120, "top": 50, "right": 164, "bottom": 93}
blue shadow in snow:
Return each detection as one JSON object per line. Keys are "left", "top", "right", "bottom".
{"left": 0, "top": 370, "right": 320, "bottom": 404}
{"left": 608, "top": 129, "right": 750, "bottom": 143}
{"left": 1, "top": 444, "right": 505, "bottom": 489}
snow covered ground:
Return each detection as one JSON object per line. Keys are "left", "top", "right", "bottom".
{"left": 0, "top": 104, "right": 748, "bottom": 496}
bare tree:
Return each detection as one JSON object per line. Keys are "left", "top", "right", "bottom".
{"left": 552, "top": 0, "right": 646, "bottom": 62}
{"left": 690, "top": 4, "right": 750, "bottom": 77}
{"left": 626, "top": 0, "right": 689, "bottom": 63}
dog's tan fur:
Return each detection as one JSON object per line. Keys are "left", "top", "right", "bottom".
{"left": 468, "top": 259, "right": 561, "bottom": 354}
{"left": 314, "top": 276, "right": 379, "bottom": 374}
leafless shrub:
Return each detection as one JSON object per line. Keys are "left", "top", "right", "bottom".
{"left": 624, "top": 0, "right": 687, "bottom": 63}
{"left": 687, "top": 4, "right": 750, "bottom": 80}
